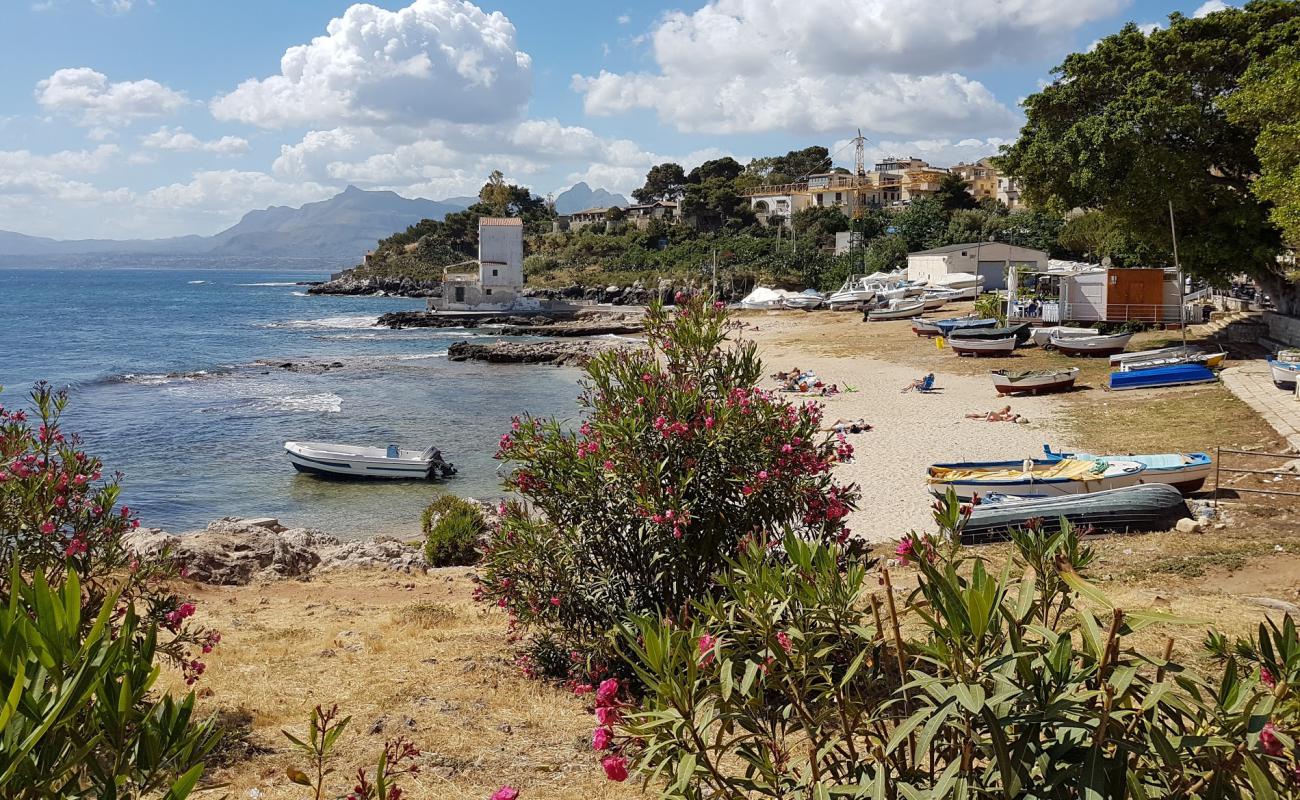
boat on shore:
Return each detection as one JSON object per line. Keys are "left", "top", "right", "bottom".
{"left": 1111, "top": 345, "right": 1226, "bottom": 371}
{"left": 1269, "top": 351, "right": 1300, "bottom": 387}
{"left": 950, "top": 322, "right": 1032, "bottom": 346}
{"left": 912, "top": 320, "right": 943, "bottom": 337}
{"left": 921, "top": 296, "right": 949, "bottom": 311}
{"left": 934, "top": 317, "right": 998, "bottom": 336}
{"left": 1108, "top": 363, "right": 1216, "bottom": 391}
{"left": 866, "top": 299, "right": 925, "bottom": 321}
{"left": 927, "top": 457, "right": 1147, "bottom": 500}
{"left": 1043, "top": 445, "right": 1212, "bottom": 492}
{"left": 990, "top": 367, "right": 1079, "bottom": 396}
{"left": 782, "top": 289, "right": 825, "bottom": 310}
{"left": 826, "top": 275, "right": 880, "bottom": 309}
{"left": 950, "top": 336, "right": 1017, "bottom": 357}
{"left": 962, "top": 484, "right": 1188, "bottom": 543}
{"left": 285, "top": 441, "right": 456, "bottom": 480}
{"left": 1050, "top": 332, "right": 1134, "bottom": 357}
{"left": 1031, "top": 326, "right": 1098, "bottom": 347}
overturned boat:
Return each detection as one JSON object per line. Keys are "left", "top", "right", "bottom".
{"left": 961, "top": 484, "right": 1188, "bottom": 544}
{"left": 927, "top": 458, "right": 1147, "bottom": 500}
{"left": 1111, "top": 345, "right": 1226, "bottom": 371}
{"left": 1107, "top": 363, "right": 1216, "bottom": 391}
{"left": 285, "top": 441, "right": 457, "bottom": 480}
{"left": 1043, "top": 445, "right": 1212, "bottom": 493}
{"left": 990, "top": 367, "right": 1079, "bottom": 396}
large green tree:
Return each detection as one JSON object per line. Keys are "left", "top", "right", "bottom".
{"left": 933, "top": 171, "right": 979, "bottom": 212}
{"left": 999, "top": 1, "right": 1299, "bottom": 305}
{"left": 632, "top": 163, "right": 687, "bottom": 204}
{"left": 1226, "top": 40, "right": 1300, "bottom": 251}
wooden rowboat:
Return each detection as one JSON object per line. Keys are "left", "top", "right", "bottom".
{"left": 912, "top": 320, "right": 942, "bottom": 337}
{"left": 950, "top": 336, "right": 1017, "bottom": 357}
{"left": 990, "top": 367, "right": 1079, "bottom": 396}
{"left": 1050, "top": 332, "right": 1134, "bottom": 357}
{"left": 866, "top": 299, "right": 925, "bottom": 321}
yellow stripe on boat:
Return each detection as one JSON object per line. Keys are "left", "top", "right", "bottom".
{"left": 928, "top": 458, "right": 1107, "bottom": 484}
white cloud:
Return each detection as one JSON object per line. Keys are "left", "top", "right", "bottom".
{"left": 35, "top": 67, "right": 188, "bottom": 127}
{"left": 828, "top": 136, "right": 1012, "bottom": 170}
{"left": 574, "top": 0, "right": 1125, "bottom": 136}
{"left": 210, "top": 0, "right": 532, "bottom": 129}
{"left": 0, "top": 146, "right": 128, "bottom": 206}
{"left": 140, "top": 126, "right": 250, "bottom": 155}
{"left": 617, "top": 13, "right": 630, "bottom": 24}
{"left": 140, "top": 170, "right": 333, "bottom": 212}
{"left": 1193, "top": 0, "right": 1228, "bottom": 17}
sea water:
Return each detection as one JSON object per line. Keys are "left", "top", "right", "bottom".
{"left": 0, "top": 266, "right": 584, "bottom": 538}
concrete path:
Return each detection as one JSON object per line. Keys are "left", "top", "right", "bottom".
{"left": 1221, "top": 362, "right": 1300, "bottom": 449}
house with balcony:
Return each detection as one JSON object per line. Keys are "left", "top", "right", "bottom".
{"left": 431, "top": 217, "right": 537, "bottom": 312}
{"left": 568, "top": 207, "right": 613, "bottom": 230}
{"left": 625, "top": 200, "right": 678, "bottom": 228}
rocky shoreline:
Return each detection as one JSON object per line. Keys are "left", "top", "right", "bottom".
{"left": 376, "top": 309, "right": 644, "bottom": 337}
{"left": 123, "top": 511, "right": 500, "bottom": 585}
{"left": 446, "top": 338, "right": 637, "bottom": 366}
{"left": 305, "top": 275, "right": 441, "bottom": 297}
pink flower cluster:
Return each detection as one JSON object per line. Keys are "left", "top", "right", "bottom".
{"left": 588, "top": 678, "right": 629, "bottom": 782}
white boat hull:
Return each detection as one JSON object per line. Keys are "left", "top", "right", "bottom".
{"left": 950, "top": 336, "right": 1017, "bottom": 357}
{"left": 285, "top": 441, "right": 451, "bottom": 480}
{"left": 1031, "top": 326, "right": 1098, "bottom": 347}
{"left": 930, "top": 461, "right": 1147, "bottom": 501}
{"left": 827, "top": 291, "right": 875, "bottom": 308}
{"left": 1272, "top": 361, "right": 1300, "bottom": 387}
{"left": 782, "top": 297, "right": 824, "bottom": 310}
{"left": 1051, "top": 333, "right": 1134, "bottom": 357}
{"left": 991, "top": 368, "right": 1079, "bottom": 395}
{"left": 867, "top": 300, "right": 925, "bottom": 320}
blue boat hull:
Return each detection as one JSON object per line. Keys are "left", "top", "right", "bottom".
{"left": 1108, "top": 363, "right": 1215, "bottom": 391}
{"left": 1042, "top": 446, "right": 1212, "bottom": 493}
{"left": 934, "top": 318, "right": 998, "bottom": 335}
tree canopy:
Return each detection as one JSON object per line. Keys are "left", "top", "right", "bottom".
{"left": 631, "top": 163, "right": 687, "bottom": 204}
{"left": 999, "top": 0, "right": 1299, "bottom": 300}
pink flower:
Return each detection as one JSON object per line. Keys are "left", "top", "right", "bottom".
{"left": 549, "top": 596, "right": 561, "bottom": 607}
{"left": 776, "top": 632, "right": 792, "bottom": 654}
{"left": 894, "top": 539, "right": 914, "bottom": 564}
{"left": 491, "top": 787, "right": 520, "bottom": 800}
{"left": 601, "top": 755, "right": 629, "bottom": 782}
{"left": 758, "top": 470, "right": 768, "bottom": 481}
{"left": 603, "top": 460, "right": 614, "bottom": 471}
{"left": 592, "top": 726, "right": 611, "bottom": 751}
{"left": 595, "top": 705, "right": 620, "bottom": 726}
{"left": 39, "top": 521, "right": 55, "bottom": 535}
{"left": 1262, "top": 666, "right": 1276, "bottom": 688}
{"left": 1262, "top": 721, "right": 1285, "bottom": 756}
{"left": 573, "top": 683, "right": 594, "bottom": 696}
{"left": 596, "top": 678, "right": 619, "bottom": 704}
{"left": 698, "top": 634, "right": 717, "bottom": 666}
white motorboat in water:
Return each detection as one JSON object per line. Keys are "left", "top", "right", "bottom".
{"left": 285, "top": 441, "right": 456, "bottom": 480}
{"left": 866, "top": 299, "right": 925, "bottom": 321}
{"left": 1031, "top": 326, "right": 1098, "bottom": 347}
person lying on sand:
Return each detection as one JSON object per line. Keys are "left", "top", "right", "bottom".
{"left": 819, "top": 383, "right": 840, "bottom": 397}
{"left": 825, "top": 418, "right": 872, "bottom": 434}
{"left": 965, "top": 405, "right": 1029, "bottom": 423}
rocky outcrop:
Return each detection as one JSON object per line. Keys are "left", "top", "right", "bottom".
{"left": 124, "top": 517, "right": 335, "bottom": 585}
{"left": 375, "top": 310, "right": 643, "bottom": 337}
{"left": 446, "top": 339, "right": 636, "bottom": 366}
{"left": 307, "top": 274, "right": 442, "bottom": 298}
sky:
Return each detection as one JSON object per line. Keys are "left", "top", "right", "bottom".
{"left": 0, "top": 0, "right": 1231, "bottom": 239}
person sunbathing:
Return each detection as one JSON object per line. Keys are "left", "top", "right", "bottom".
{"left": 819, "top": 383, "right": 840, "bottom": 397}
{"left": 966, "top": 405, "right": 1027, "bottom": 423}
{"left": 902, "top": 374, "right": 935, "bottom": 393}
{"left": 826, "top": 418, "right": 872, "bottom": 434}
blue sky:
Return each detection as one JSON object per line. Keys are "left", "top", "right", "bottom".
{"left": 0, "top": 0, "right": 1227, "bottom": 238}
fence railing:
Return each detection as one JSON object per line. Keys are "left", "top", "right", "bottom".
{"left": 1214, "top": 448, "right": 1300, "bottom": 506}
{"left": 1011, "top": 302, "right": 1186, "bottom": 324}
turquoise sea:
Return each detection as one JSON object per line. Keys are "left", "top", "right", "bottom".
{"left": 0, "top": 265, "right": 583, "bottom": 538}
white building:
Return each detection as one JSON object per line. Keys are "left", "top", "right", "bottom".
{"left": 906, "top": 242, "right": 1048, "bottom": 291}
{"left": 434, "top": 217, "right": 535, "bottom": 312}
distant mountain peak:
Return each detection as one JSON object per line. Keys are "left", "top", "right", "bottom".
{"left": 554, "top": 183, "right": 629, "bottom": 215}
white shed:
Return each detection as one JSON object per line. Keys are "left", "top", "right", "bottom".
{"left": 906, "top": 242, "right": 1049, "bottom": 291}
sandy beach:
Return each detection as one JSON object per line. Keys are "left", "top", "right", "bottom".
{"left": 743, "top": 311, "right": 1078, "bottom": 542}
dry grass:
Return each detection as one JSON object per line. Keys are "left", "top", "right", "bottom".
{"left": 169, "top": 571, "right": 638, "bottom": 800}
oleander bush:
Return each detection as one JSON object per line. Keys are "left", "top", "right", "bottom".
{"left": 0, "top": 566, "right": 220, "bottom": 798}
{"left": 0, "top": 384, "right": 222, "bottom": 796}
{"left": 421, "top": 495, "right": 485, "bottom": 567}
{"left": 478, "top": 293, "right": 859, "bottom": 683}
{"left": 602, "top": 494, "right": 1300, "bottom": 797}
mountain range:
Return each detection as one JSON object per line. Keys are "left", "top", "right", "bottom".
{"left": 552, "top": 182, "right": 629, "bottom": 214}
{"left": 0, "top": 186, "right": 473, "bottom": 265}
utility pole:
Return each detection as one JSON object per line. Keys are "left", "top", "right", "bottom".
{"left": 712, "top": 247, "right": 718, "bottom": 298}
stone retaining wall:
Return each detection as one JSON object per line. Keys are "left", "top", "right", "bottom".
{"left": 1266, "top": 312, "right": 1300, "bottom": 346}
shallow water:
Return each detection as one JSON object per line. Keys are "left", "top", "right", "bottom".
{"left": 0, "top": 266, "right": 584, "bottom": 537}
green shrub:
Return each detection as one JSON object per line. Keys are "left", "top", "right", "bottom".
{"left": 602, "top": 494, "right": 1300, "bottom": 796}
{"left": 0, "top": 566, "right": 220, "bottom": 798}
{"left": 421, "top": 495, "right": 484, "bottom": 567}
{"left": 478, "top": 294, "right": 859, "bottom": 683}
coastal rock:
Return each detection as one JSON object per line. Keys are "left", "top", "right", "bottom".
{"left": 124, "top": 518, "right": 339, "bottom": 585}
{"left": 446, "top": 339, "right": 635, "bottom": 366}
{"left": 308, "top": 274, "right": 441, "bottom": 298}
{"left": 1174, "top": 517, "right": 1204, "bottom": 534}
{"left": 318, "top": 536, "right": 427, "bottom": 574}
{"left": 375, "top": 310, "right": 643, "bottom": 337}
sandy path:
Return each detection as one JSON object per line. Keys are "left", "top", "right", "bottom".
{"left": 743, "top": 315, "right": 1080, "bottom": 542}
